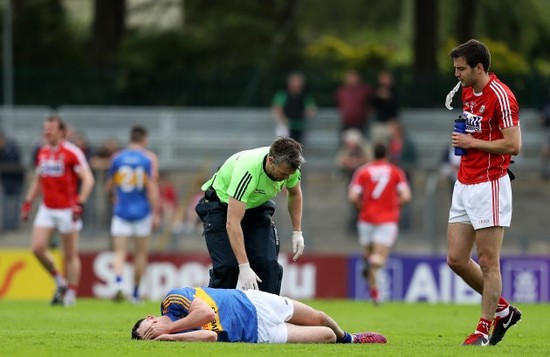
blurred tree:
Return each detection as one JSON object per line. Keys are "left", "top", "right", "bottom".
{"left": 90, "top": 0, "right": 126, "bottom": 69}
{"left": 456, "top": 0, "right": 477, "bottom": 44}
{"left": 11, "top": 0, "right": 84, "bottom": 65}
{"left": 5, "top": 0, "right": 550, "bottom": 107}
{"left": 412, "top": 0, "right": 438, "bottom": 75}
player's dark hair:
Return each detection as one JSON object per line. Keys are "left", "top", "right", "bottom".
{"left": 131, "top": 318, "right": 145, "bottom": 340}
{"left": 449, "top": 39, "right": 491, "bottom": 72}
{"left": 46, "top": 115, "right": 66, "bottom": 132}
{"left": 130, "top": 125, "right": 148, "bottom": 143}
{"left": 373, "top": 142, "right": 387, "bottom": 160}
{"left": 269, "top": 137, "right": 306, "bottom": 170}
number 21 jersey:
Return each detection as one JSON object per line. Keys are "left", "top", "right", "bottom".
{"left": 109, "top": 148, "right": 154, "bottom": 220}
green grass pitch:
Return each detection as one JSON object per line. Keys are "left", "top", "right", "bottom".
{"left": 1, "top": 299, "right": 548, "bottom": 356}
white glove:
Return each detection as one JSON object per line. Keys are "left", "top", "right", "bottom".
{"left": 292, "top": 231, "right": 305, "bottom": 261}
{"left": 238, "top": 263, "right": 262, "bottom": 290}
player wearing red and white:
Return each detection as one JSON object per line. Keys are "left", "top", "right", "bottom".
{"left": 21, "top": 115, "right": 95, "bottom": 307}
{"left": 448, "top": 39, "right": 522, "bottom": 346}
{"left": 348, "top": 142, "right": 411, "bottom": 304}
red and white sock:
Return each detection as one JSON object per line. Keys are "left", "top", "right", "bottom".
{"left": 475, "top": 318, "right": 491, "bottom": 337}
{"left": 495, "top": 296, "right": 510, "bottom": 317}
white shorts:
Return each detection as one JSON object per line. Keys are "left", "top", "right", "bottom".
{"left": 110, "top": 214, "right": 153, "bottom": 237}
{"left": 357, "top": 221, "right": 398, "bottom": 247}
{"left": 243, "top": 290, "right": 294, "bottom": 344}
{"left": 33, "top": 204, "right": 82, "bottom": 234}
{"left": 449, "top": 174, "right": 512, "bottom": 230}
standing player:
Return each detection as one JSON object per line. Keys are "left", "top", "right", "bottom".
{"left": 447, "top": 39, "right": 522, "bottom": 346}
{"left": 21, "top": 115, "right": 95, "bottom": 306}
{"left": 348, "top": 142, "right": 411, "bottom": 304}
{"left": 107, "top": 125, "right": 160, "bottom": 303}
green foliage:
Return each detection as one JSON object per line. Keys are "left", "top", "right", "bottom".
{"left": 1, "top": 299, "right": 549, "bottom": 356}
{"left": 304, "top": 36, "right": 405, "bottom": 77}
{"left": 116, "top": 30, "right": 203, "bottom": 94}
{"left": 8, "top": 0, "right": 85, "bottom": 65}
{"left": 534, "top": 58, "right": 550, "bottom": 77}
{"left": 6, "top": 0, "right": 550, "bottom": 106}
{"left": 481, "top": 39, "right": 530, "bottom": 75}
{"left": 438, "top": 38, "right": 530, "bottom": 75}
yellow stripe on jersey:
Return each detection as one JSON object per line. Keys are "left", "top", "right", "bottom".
{"left": 194, "top": 287, "right": 224, "bottom": 333}
{"left": 162, "top": 294, "right": 191, "bottom": 315}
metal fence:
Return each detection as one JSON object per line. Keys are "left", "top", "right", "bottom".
{"left": 0, "top": 106, "right": 546, "bottom": 254}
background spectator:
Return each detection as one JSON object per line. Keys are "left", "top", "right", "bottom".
{"left": 387, "top": 121, "right": 417, "bottom": 230}
{"left": 0, "top": 132, "right": 24, "bottom": 231}
{"left": 90, "top": 138, "right": 121, "bottom": 172}
{"left": 371, "top": 71, "right": 399, "bottom": 143}
{"left": 335, "top": 69, "right": 373, "bottom": 140}
{"left": 335, "top": 129, "right": 372, "bottom": 235}
{"left": 439, "top": 144, "right": 461, "bottom": 196}
{"left": 271, "top": 71, "right": 317, "bottom": 144}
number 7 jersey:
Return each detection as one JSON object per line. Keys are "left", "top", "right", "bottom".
{"left": 109, "top": 148, "right": 154, "bottom": 220}
{"left": 350, "top": 160, "right": 410, "bottom": 224}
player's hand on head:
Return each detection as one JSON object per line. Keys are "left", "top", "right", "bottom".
{"left": 238, "top": 263, "right": 262, "bottom": 290}
{"left": 291, "top": 231, "right": 305, "bottom": 261}
{"left": 143, "top": 320, "right": 168, "bottom": 341}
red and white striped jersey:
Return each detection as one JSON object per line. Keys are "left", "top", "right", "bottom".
{"left": 459, "top": 73, "right": 519, "bottom": 184}
{"left": 35, "top": 140, "right": 90, "bottom": 209}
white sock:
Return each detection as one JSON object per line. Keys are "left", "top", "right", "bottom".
{"left": 495, "top": 306, "right": 510, "bottom": 318}
{"left": 54, "top": 274, "right": 67, "bottom": 287}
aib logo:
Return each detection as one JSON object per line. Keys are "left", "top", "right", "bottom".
{"left": 463, "top": 111, "right": 482, "bottom": 132}
{"left": 39, "top": 159, "right": 65, "bottom": 176}
{"left": 502, "top": 260, "right": 549, "bottom": 303}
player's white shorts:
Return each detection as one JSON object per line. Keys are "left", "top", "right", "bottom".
{"left": 449, "top": 174, "right": 512, "bottom": 230}
{"left": 110, "top": 214, "right": 153, "bottom": 237}
{"left": 33, "top": 204, "right": 82, "bottom": 234}
{"left": 243, "top": 289, "right": 294, "bottom": 344}
{"left": 357, "top": 221, "right": 398, "bottom": 248}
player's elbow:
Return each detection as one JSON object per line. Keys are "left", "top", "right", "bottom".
{"left": 198, "top": 306, "right": 217, "bottom": 323}
{"left": 510, "top": 141, "right": 521, "bottom": 156}
{"left": 226, "top": 220, "right": 239, "bottom": 233}
{"left": 204, "top": 330, "right": 218, "bottom": 342}
{"left": 205, "top": 312, "right": 217, "bottom": 325}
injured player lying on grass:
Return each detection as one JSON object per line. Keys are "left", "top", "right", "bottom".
{"left": 131, "top": 286, "right": 387, "bottom": 344}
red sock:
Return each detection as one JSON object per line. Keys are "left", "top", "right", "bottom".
{"left": 67, "top": 284, "right": 78, "bottom": 293}
{"left": 476, "top": 318, "right": 491, "bottom": 336}
{"left": 370, "top": 287, "right": 379, "bottom": 300}
{"left": 496, "top": 296, "right": 509, "bottom": 313}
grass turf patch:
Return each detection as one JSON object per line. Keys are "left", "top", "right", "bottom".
{"left": 1, "top": 298, "right": 548, "bottom": 356}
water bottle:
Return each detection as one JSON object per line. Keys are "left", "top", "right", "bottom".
{"left": 453, "top": 116, "right": 467, "bottom": 156}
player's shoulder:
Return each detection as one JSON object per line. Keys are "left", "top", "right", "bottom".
{"left": 61, "top": 140, "right": 80, "bottom": 152}
{"left": 110, "top": 148, "right": 129, "bottom": 162}
{"left": 487, "top": 75, "right": 517, "bottom": 98}
{"left": 143, "top": 149, "right": 159, "bottom": 162}
{"left": 61, "top": 141, "right": 87, "bottom": 159}
{"left": 236, "top": 147, "right": 268, "bottom": 166}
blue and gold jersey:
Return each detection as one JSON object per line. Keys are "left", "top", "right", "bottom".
{"left": 161, "top": 287, "right": 258, "bottom": 342}
{"left": 109, "top": 148, "right": 153, "bottom": 220}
